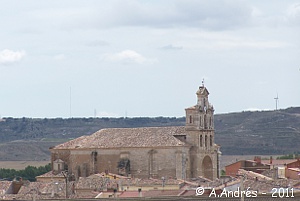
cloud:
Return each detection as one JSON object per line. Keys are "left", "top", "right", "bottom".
{"left": 212, "top": 40, "right": 289, "bottom": 49}
{"left": 33, "top": 1, "right": 253, "bottom": 31}
{"left": 102, "top": 50, "right": 155, "bottom": 64}
{"left": 0, "top": 49, "right": 26, "bottom": 65}
{"left": 23, "top": 0, "right": 294, "bottom": 32}
{"left": 286, "top": 3, "right": 300, "bottom": 26}
{"left": 98, "top": 0, "right": 253, "bottom": 30}
{"left": 184, "top": 31, "right": 290, "bottom": 50}
{"left": 161, "top": 44, "right": 183, "bottom": 50}
{"left": 86, "top": 40, "right": 110, "bottom": 47}
{"left": 15, "top": 1, "right": 296, "bottom": 32}
{"left": 53, "top": 54, "right": 65, "bottom": 61}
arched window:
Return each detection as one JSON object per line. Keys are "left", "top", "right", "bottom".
{"left": 200, "top": 116, "right": 202, "bottom": 127}
{"left": 77, "top": 166, "right": 81, "bottom": 177}
{"left": 200, "top": 135, "right": 203, "bottom": 147}
{"left": 210, "top": 135, "right": 213, "bottom": 147}
{"left": 205, "top": 135, "right": 207, "bottom": 147}
{"left": 189, "top": 115, "right": 192, "bottom": 124}
{"left": 148, "top": 149, "right": 158, "bottom": 177}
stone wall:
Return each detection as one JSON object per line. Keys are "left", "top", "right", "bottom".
{"left": 53, "top": 146, "right": 190, "bottom": 180}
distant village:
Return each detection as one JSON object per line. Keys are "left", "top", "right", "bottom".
{"left": 1, "top": 85, "right": 300, "bottom": 200}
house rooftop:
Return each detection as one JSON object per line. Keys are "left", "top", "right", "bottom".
{"left": 36, "top": 171, "right": 65, "bottom": 178}
{"left": 0, "top": 181, "right": 12, "bottom": 195}
{"left": 261, "top": 159, "right": 298, "bottom": 166}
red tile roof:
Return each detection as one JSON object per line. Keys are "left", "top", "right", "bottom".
{"left": 261, "top": 159, "right": 297, "bottom": 166}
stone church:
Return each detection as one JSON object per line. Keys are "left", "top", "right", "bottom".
{"left": 50, "top": 85, "right": 221, "bottom": 180}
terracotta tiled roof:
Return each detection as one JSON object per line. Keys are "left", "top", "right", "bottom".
{"left": 185, "top": 105, "right": 196, "bottom": 110}
{"left": 72, "top": 190, "right": 100, "bottom": 199}
{"left": 52, "top": 126, "right": 186, "bottom": 149}
{"left": 17, "top": 181, "right": 67, "bottom": 199}
{"left": 122, "top": 178, "right": 182, "bottom": 186}
{"left": 261, "top": 159, "right": 297, "bottom": 166}
{"left": 76, "top": 175, "right": 110, "bottom": 191}
{"left": 75, "top": 173, "right": 182, "bottom": 191}
{"left": 119, "top": 190, "right": 185, "bottom": 198}
{"left": 36, "top": 171, "right": 64, "bottom": 178}
{"left": 288, "top": 167, "right": 300, "bottom": 172}
{"left": 144, "top": 189, "right": 183, "bottom": 197}
{"left": 238, "top": 169, "right": 272, "bottom": 181}
{"left": 0, "top": 181, "right": 12, "bottom": 195}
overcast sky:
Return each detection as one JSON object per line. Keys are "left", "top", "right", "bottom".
{"left": 0, "top": 0, "right": 299, "bottom": 118}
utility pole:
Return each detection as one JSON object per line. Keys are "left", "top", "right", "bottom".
{"left": 236, "top": 174, "right": 245, "bottom": 201}
{"left": 181, "top": 147, "right": 186, "bottom": 181}
{"left": 69, "top": 87, "right": 72, "bottom": 118}
{"left": 62, "top": 171, "right": 69, "bottom": 198}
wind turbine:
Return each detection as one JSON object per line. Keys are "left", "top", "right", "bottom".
{"left": 274, "top": 93, "right": 279, "bottom": 111}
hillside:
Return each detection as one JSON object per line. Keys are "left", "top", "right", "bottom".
{"left": 0, "top": 107, "right": 299, "bottom": 160}
{"left": 214, "top": 107, "right": 300, "bottom": 155}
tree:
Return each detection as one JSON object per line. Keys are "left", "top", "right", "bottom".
{"left": 0, "top": 163, "right": 51, "bottom": 181}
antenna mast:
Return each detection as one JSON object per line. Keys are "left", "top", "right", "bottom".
{"left": 70, "top": 87, "right": 72, "bottom": 118}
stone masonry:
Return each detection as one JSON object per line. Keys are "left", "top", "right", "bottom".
{"left": 50, "top": 84, "right": 221, "bottom": 181}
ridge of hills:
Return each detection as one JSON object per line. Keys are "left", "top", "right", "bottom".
{"left": 0, "top": 107, "right": 299, "bottom": 161}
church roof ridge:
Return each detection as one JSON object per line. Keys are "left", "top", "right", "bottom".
{"left": 52, "top": 126, "right": 187, "bottom": 150}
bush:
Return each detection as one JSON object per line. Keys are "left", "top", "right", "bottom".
{"left": 276, "top": 154, "right": 296, "bottom": 160}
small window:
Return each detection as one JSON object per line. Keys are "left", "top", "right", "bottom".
{"left": 205, "top": 135, "right": 207, "bottom": 147}
{"left": 77, "top": 166, "right": 81, "bottom": 177}
{"left": 200, "top": 116, "right": 202, "bottom": 127}
{"left": 189, "top": 115, "right": 192, "bottom": 124}
{"left": 210, "top": 135, "right": 213, "bottom": 147}
{"left": 200, "top": 135, "right": 203, "bottom": 147}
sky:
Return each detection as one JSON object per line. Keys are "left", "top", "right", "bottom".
{"left": 0, "top": 0, "right": 299, "bottom": 118}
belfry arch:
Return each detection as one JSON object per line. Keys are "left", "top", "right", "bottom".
{"left": 202, "top": 155, "right": 213, "bottom": 180}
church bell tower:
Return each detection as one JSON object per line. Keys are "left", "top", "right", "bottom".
{"left": 185, "top": 82, "right": 220, "bottom": 180}
{"left": 185, "top": 82, "right": 214, "bottom": 131}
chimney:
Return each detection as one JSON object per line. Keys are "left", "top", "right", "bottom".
{"left": 254, "top": 156, "right": 261, "bottom": 164}
{"left": 270, "top": 156, "right": 273, "bottom": 164}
